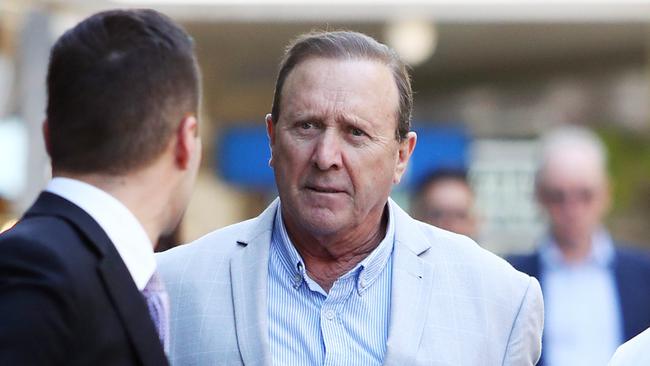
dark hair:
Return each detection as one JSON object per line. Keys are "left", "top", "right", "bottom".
{"left": 46, "top": 9, "right": 200, "bottom": 174}
{"left": 414, "top": 168, "right": 471, "bottom": 197}
{"left": 270, "top": 30, "right": 412, "bottom": 141}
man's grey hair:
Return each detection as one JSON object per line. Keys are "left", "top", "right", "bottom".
{"left": 536, "top": 125, "right": 608, "bottom": 186}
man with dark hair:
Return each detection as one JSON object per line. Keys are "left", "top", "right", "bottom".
{"left": 411, "top": 168, "right": 478, "bottom": 239}
{"left": 0, "top": 9, "right": 201, "bottom": 366}
{"left": 158, "top": 30, "right": 543, "bottom": 365}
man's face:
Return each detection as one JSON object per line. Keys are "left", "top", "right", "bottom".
{"left": 267, "top": 58, "right": 415, "bottom": 239}
{"left": 417, "top": 179, "right": 477, "bottom": 238}
{"left": 537, "top": 151, "right": 610, "bottom": 247}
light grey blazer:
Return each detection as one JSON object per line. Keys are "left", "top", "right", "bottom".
{"left": 157, "top": 198, "right": 543, "bottom": 366}
{"left": 608, "top": 327, "right": 650, "bottom": 366}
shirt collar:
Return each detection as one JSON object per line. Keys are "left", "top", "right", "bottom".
{"left": 540, "top": 228, "right": 615, "bottom": 270}
{"left": 272, "top": 201, "right": 395, "bottom": 295}
{"left": 46, "top": 177, "right": 155, "bottom": 290}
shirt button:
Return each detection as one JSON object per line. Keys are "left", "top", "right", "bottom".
{"left": 359, "top": 278, "right": 366, "bottom": 288}
{"left": 325, "top": 310, "right": 335, "bottom": 320}
{"left": 293, "top": 274, "right": 302, "bottom": 282}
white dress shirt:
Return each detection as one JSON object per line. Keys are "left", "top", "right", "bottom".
{"left": 46, "top": 177, "right": 155, "bottom": 290}
{"left": 541, "top": 230, "right": 623, "bottom": 366}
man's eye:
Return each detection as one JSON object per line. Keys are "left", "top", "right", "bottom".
{"left": 351, "top": 128, "right": 365, "bottom": 137}
{"left": 300, "top": 122, "right": 313, "bottom": 129}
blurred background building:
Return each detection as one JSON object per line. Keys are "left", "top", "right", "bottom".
{"left": 2, "top": 0, "right": 650, "bottom": 254}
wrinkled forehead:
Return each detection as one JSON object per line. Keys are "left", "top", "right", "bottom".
{"left": 281, "top": 57, "right": 400, "bottom": 116}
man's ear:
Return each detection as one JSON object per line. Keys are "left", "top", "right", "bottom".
{"left": 42, "top": 119, "right": 52, "bottom": 156}
{"left": 265, "top": 113, "right": 275, "bottom": 167}
{"left": 393, "top": 131, "right": 417, "bottom": 184}
{"left": 175, "top": 114, "right": 199, "bottom": 170}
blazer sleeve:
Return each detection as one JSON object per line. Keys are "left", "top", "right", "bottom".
{"left": 0, "top": 235, "right": 77, "bottom": 366}
{"left": 502, "top": 276, "right": 544, "bottom": 366}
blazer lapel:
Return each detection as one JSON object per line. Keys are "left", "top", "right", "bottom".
{"left": 97, "top": 253, "right": 169, "bottom": 366}
{"left": 230, "top": 200, "right": 277, "bottom": 366}
{"left": 613, "top": 247, "right": 644, "bottom": 341}
{"left": 383, "top": 200, "right": 435, "bottom": 366}
{"left": 25, "top": 192, "right": 169, "bottom": 366}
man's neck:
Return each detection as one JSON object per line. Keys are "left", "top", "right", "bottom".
{"left": 554, "top": 233, "right": 593, "bottom": 264}
{"left": 55, "top": 170, "right": 172, "bottom": 247}
{"left": 284, "top": 209, "right": 388, "bottom": 293}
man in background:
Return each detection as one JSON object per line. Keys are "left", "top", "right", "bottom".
{"left": 158, "top": 30, "right": 543, "bottom": 366}
{"left": 411, "top": 168, "right": 478, "bottom": 239}
{"left": 509, "top": 126, "right": 650, "bottom": 366}
{"left": 0, "top": 9, "right": 202, "bottom": 365}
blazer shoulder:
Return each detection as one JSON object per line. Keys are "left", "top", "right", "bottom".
{"left": 0, "top": 216, "right": 77, "bottom": 278}
{"left": 0, "top": 215, "right": 89, "bottom": 268}
{"left": 615, "top": 244, "right": 650, "bottom": 268}
{"left": 0, "top": 214, "right": 102, "bottom": 310}
{"left": 156, "top": 216, "right": 266, "bottom": 274}
{"left": 413, "top": 220, "right": 534, "bottom": 290}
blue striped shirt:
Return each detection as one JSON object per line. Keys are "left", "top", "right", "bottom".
{"left": 268, "top": 203, "right": 395, "bottom": 366}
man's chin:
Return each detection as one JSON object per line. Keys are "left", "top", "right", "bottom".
{"left": 296, "top": 210, "right": 349, "bottom": 236}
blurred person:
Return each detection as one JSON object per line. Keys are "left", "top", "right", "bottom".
{"left": 157, "top": 30, "right": 543, "bottom": 366}
{"left": 411, "top": 168, "right": 478, "bottom": 238}
{"left": 0, "top": 9, "right": 202, "bottom": 366}
{"left": 509, "top": 126, "right": 650, "bottom": 366}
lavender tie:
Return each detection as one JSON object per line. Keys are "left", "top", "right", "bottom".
{"left": 142, "top": 271, "right": 170, "bottom": 354}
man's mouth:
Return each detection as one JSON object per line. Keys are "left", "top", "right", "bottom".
{"left": 305, "top": 185, "right": 345, "bottom": 194}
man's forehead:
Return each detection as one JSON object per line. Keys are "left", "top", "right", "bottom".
{"left": 541, "top": 156, "right": 607, "bottom": 189}
{"left": 280, "top": 57, "right": 399, "bottom": 114}
{"left": 285, "top": 57, "right": 394, "bottom": 90}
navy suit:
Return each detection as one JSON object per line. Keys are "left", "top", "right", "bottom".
{"left": 509, "top": 245, "right": 650, "bottom": 366}
{"left": 0, "top": 192, "right": 169, "bottom": 366}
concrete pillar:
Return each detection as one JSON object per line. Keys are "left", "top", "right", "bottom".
{"left": 16, "top": 9, "right": 52, "bottom": 212}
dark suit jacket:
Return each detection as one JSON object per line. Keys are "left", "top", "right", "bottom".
{"left": 0, "top": 192, "right": 169, "bottom": 366}
{"left": 508, "top": 245, "right": 650, "bottom": 366}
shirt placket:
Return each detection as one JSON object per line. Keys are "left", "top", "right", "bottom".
{"left": 321, "top": 274, "right": 355, "bottom": 366}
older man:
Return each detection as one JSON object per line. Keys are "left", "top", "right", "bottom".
{"left": 158, "top": 31, "right": 543, "bottom": 366}
{"left": 0, "top": 9, "right": 201, "bottom": 366}
{"left": 509, "top": 126, "right": 650, "bottom": 366}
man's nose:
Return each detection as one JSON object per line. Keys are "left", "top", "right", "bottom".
{"left": 311, "top": 129, "right": 342, "bottom": 171}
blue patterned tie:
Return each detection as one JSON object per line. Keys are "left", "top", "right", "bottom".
{"left": 142, "top": 271, "right": 170, "bottom": 354}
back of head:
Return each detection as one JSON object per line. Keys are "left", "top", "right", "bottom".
{"left": 46, "top": 9, "right": 200, "bottom": 175}
{"left": 270, "top": 30, "right": 413, "bottom": 141}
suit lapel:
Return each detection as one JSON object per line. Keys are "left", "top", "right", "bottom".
{"left": 613, "top": 248, "right": 641, "bottom": 341}
{"left": 97, "top": 253, "right": 169, "bottom": 366}
{"left": 26, "top": 192, "right": 169, "bottom": 366}
{"left": 230, "top": 200, "right": 277, "bottom": 366}
{"left": 383, "top": 200, "right": 435, "bottom": 366}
